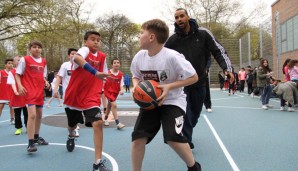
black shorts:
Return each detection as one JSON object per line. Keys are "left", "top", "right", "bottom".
{"left": 65, "top": 107, "right": 102, "bottom": 127}
{"left": 132, "top": 105, "right": 188, "bottom": 144}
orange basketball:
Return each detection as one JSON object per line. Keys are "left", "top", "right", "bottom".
{"left": 133, "top": 80, "right": 162, "bottom": 110}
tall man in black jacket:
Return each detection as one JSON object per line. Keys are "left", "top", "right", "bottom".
{"left": 165, "top": 8, "right": 234, "bottom": 149}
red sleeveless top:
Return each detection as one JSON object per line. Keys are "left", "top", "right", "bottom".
{"left": 64, "top": 51, "right": 106, "bottom": 109}
{"left": 0, "top": 69, "right": 12, "bottom": 100}
{"left": 9, "top": 69, "right": 26, "bottom": 107}
{"left": 21, "top": 56, "right": 46, "bottom": 105}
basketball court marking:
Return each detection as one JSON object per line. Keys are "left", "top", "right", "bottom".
{"left": 203, "top": 114, "right": 240, "bottom": 171}
{"left": 0, "top": 143, "right": 119, "bottom": 171}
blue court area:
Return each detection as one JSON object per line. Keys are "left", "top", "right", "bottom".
{"left": 0, "top": 90, "right": 298, "bottom": 171}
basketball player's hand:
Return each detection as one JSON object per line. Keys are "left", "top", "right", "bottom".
{"left": 18, "top": 85, "right": 27, "bottom": 96}
{"left": 44, "top": 81, "right": 50, "bottom": 90}
{"left": 14, "top": 90, "right": 19, "bottom": 96}
{"left": 119, "top": 90, "right": 124, "bottom": 96}
{"left": 95, "top": 72, "right": 111, "bottom": 80}
{"left": 156, "top": 84, "right": 169, "bottom": 106}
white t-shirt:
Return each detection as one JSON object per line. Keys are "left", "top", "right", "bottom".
{"left": 16, "top": 56, "right": 47, "bottom": 77}
{"left": 57, "top": 61, "right": 72, "bottom": 97}
{"left": 130, "top": 47, "right": 196, "bottom": 112}
{"left": 7, "top": 71, "right": 15, "bottom": 85}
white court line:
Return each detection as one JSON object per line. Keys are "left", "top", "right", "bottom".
{"left": 203, "top": 114, "right": 240, "bottom": 171}
{"left": 0, "top": 143, "right": 118, "bottom": 171}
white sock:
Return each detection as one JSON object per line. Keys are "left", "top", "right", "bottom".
{"left": 96, "top": 159, "right": 102, "bottom": 164}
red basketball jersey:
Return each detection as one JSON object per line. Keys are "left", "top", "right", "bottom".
{"left": 104, "top": 70, "right": 123, "bottom": 94}
{"left": 64, "top": 51, "right": 106, "bottom": 109}
{"left": 104, "top": 70, "right": 123, "bottom": 101}
{"left": 0, "top": 69, "right": 12, "bottom": 100}
{"left": 21, "top": 56, "right": 46, "bottom": 105}
{"left": 9, "top": 69, "right": 26, "bottom": 107}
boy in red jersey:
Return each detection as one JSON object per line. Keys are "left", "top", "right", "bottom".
{"left": 103, "top": 58, "right": 125, "bottom": 129}
{"left": 7, "top": 56, "right": 28, "bottom": 135}
{"left": 0, "top": 59, "right": 14, "bottom": 124}
{"left": 63, "top": 31, "right": 111, "bottom": 171}
{"left": 15, "top": 41, "right": 50, "bottom": 153}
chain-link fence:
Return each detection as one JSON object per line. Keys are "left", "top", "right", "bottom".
{"left": 209, "top": 39, "right": 239, "bottom": 86}
{"left": 239, "top": 33, "right": 251, "bottom": 68}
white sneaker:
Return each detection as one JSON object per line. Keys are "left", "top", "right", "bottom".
{"left": 280, "top": 107, "right": 286, "bottom": 111}
{"left": 207, "top": 108, "right": 212, "bottom": 113}
{"left": 10, "top": 118, "right": 15, "bottom": 125}
{"left": 266, "top": 104, "right": 273, "bottom": 108}
{"left": 117, "top": 123, "right": 125, "bottom": 129}
{"left": 58, "top": 104, "right": 63, "bottom": 107}
{"left": 288, "top": 107, "right": 295, "bottom": 112}
{"left": 262, "top": 105, "right": 268, "bottom": 110}
{"left": 250, "top": 93, "right": 254, "bottom": 98}
{"left": 46, "top": 105, "right": 50, "bottom": 108}
{"left": 104, "top": 120, "right": 109, "bottom": 126}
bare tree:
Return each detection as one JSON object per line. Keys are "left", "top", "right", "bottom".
{"left": 96, "top": 12, "right": 139, "bottom": 60}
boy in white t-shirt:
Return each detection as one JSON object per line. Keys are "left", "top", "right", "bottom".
{"left": 130, "top": 19, "right": 201, "bottom": 171}
{"left": 53, "top": 48, "right": 80, "bottom": 137}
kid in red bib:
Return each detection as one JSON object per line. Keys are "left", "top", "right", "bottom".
{"left": 15, "top": 41, "right": 50, "bottom": 153}
{"left": 7, "top": 56, "right": 28, "bottom": 135}
{"left": 0, "top": 58, "right": 14, "bottom": 123}
{"left": 63, "top": 31, "right": 111, "bottom": 171}
{"left": 103, "top": 58, "right": 125, "bottom": 129}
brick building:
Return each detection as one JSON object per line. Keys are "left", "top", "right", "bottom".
{"left": 272, "top": 0, "right": 298, "bottom": 79}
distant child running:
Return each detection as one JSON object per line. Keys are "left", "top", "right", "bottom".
{"left": 130, "top": 19, "right": 201, "bottom": 171}
{"left": 63, "top": 31, "right": 111, "bottom": 171}
{"left": 7, "top": 56, "right": 28, "bottom": 135}
{"left": 15, "top": 41, "right": 50, "bottom": 153}
{"left": 103, "top": 58, "right": 125, "bottom": 129}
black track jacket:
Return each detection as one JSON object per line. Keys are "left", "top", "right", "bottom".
{"left": 165, "top": 19, "right": 232, "bottom": 88}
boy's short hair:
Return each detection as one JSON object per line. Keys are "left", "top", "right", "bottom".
{"left": 141, "top": 19, "right": 169, "bottom": 44}
{"left": 84, "top": 31, "right": 101, "bottom": 41}
{"left": 4, "top": 58, "right": 13, "bottom": 64}
{"left": 28, "top": 41, "right": 43, "bottom": 49}
{"left": 111, "top": 58, "right": 120, "bottom": 64}
{"left": 67, "top": 48, "right": 78, "bottom": 55}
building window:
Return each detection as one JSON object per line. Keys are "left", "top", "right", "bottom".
{"left": 287, "top": 19, "right": 293, "bottom": 51}
{"left": 281, "top": 23, "right": 287, "bottom": 53}
{"left": 294, "top": 15, "right": 298, "bottom": 50}
{"left": 280, "top": 14, "right": 298, "bottom": 53}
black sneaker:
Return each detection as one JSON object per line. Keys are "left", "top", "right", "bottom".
{"left": 187, "top": 162, "right": 201, "bottom": 171}
{"left": 93, "top": 160, "right": 111, "bottom": 171}
{"left": 66, "top": 136, "right": 75, "bottom": 152}
{"left": 27, "top": 144, "right": 37, "bottom": 153}
{"left": 34, "top": 137, "right": 49, "bottom": 145}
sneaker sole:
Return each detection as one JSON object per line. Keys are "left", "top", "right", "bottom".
{"left": 27, "top": 148, "right": 37, "bottom": 153}
{"left": 117, "top": 126, "right": 125, "bottom": 129}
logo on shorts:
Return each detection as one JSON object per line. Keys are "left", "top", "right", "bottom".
{"left": 175, "top": 116, "right": 184, "bottom": 134}
{"left": 95, "top": 112, "right": 102, "bottom": 119}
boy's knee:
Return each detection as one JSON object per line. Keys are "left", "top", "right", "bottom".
{"left": 92, "top": 120, "right": 103, "bottom": 128}
{"left": 132, "top": 138, "right": 147, "bottom": 148}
